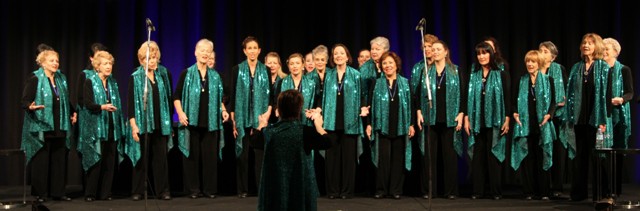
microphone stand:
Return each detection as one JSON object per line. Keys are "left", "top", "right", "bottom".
{"left": 143, "top": 22, "right": 153, "bottom": 211}
{"left": 416, "top": 18, "right": 432, "bottom": 211}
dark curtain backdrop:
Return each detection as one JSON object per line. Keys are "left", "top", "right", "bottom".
{"left": 1, "top": 0, "right": 639, "bottom": 190}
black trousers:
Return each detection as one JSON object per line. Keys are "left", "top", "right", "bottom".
{"left": 422, "top": 124, "right": 458, "bottom": 197}
{"left": 85, "top": 140, "right": 116, "bottom": 199}
{"left": 520, "top": 133, "right": 550, "bottom": 197}
{"left": 550, "top": 117, "right": 567, "bottom": 193}
{"left": 471, "top": 127, "right": 502, "bottom": 197}
{"left": 131, "top": 131, "right": 170, "bottom": 196}
{"left": 375, "top": 134, "right": 406, "bottom": 196}
{"left": 183, "top": 127, "right": 219, "bottom": 195}
{"left": 31, "top": 137, "right": 67, "bottom": 197}
{"left": 325, "top": 131, "right": 357, "bottom": 197}
{"left": 570, "top": 124, "right": 598, "bottom": 201}
{"left": 236, "top": 128, "right": 263, "bottom": 194}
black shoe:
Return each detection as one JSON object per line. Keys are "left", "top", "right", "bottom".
{"left": 206, "top": 194, "right": 216, "bottom": 199}
{"left": 393, "top": 194, "right": 401, "bottom": 199}
{"left": 525, "top": 196, "right": 532, "bottom": 200}
{"left": 341, "top": 195, "right": 348, "bottom": 199}
{"left": 374, "top": 194, "right": 383, "bottom": 199}
{"left": 471, "top": 195, "right": 480, "bottom": 200}
{"left": 541, "top": 196, "right": 550, "bottom": 201}
{"left": 52, "top": 196, "right": 72, "bottom": 201}
{"left": 161, "top": 193, "right": 172, "bottom": 200}
{"left": 448, "top": 195, "right": 456, "bottom": 200}
{"left": 493, "top": 195, "right": 502, "bottom": 200}
{"left": 131, "top": 194, "right": 141, "bottom": 201}
{"left": 85, "top": 197, "right": 95, "bottom": 202}
{"left": 422, "top": 194, "right": 429, "bottom": 199}
{"left": 328, "top": 195, "right": 336, "bottom": 199}
{"left": 238, "top": 192, "right": 247, "bottom": 198}
{"left": 552, "top": 191, "right": 562, "bottom": 197}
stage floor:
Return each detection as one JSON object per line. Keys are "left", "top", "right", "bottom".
{"left": 1, "top": 184, "right": 638, "bottom": 210}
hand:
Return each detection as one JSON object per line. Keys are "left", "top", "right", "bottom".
{"left": 513, "top": 113, "right": 522, "bottom": 126}
{"left": 29, "top": 102, "right": 45, "bottom": 111}
{"left": 312, "top": 112, "right": 324, "bottom": 128}
{"left": 232, "top": 121, "right": 238, "bottom": 139}
{"left": 455, "top": 113, "right": 463, "bottom": 131}
{"left": 222, "top": 110, "right": 229, "bottom": 122}
{"left": 539, "top": 114, "right": 551, "bottom": 127}
{"left": 260, "top": 111, "right": 271, "bottom": 123}
{"left": 408, "top": 126, "right": 415, "bottom": 138}
{"left": 71, "top": 112, "right": 77, "bottom": 125}
{"left": 416, "top": 111, "right": 424, "bottom": 131}
{"left": 131, "top": 126, "right": 140, "bottom": 142}
{"left": 257, "top": 112, "right": 268, "bottom": 131}
{"left": 360, "top": 106, "right": 370, "bottom": 117}
{"left": 177, "top": 111, "right": 188, "bottom": 126}
{"left": 464, "top": 116, "right": 471, "bottom": 136}
{"left": 500, "top": 120, "right": 510, "bottom": 136}
{"left": 557, "top": 96, "right": 566, "bottom": 107}
{"left": 366, "top": 125, "right": 372, "bottom": 140}
{"left": 612, "top": 97, "right": 624, "bottom": 106}
{"left": 599, "top": 124, "right": 606, "bottom": 133}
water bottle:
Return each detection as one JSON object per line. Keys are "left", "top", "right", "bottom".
{"left": 595, "top": 128, "right": 604, "bottom": 149}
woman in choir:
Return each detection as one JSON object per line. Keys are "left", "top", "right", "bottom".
{"left": 563, "top": 33, "right": 611, "bottom": 202}
{"left": 308, "top": 45, "right": 329, "bottom": 97}
{"left": 80, "top": 51, "right": 126, "bottom": 202}
{"left": 274, "top": 53, "right": 321, "bottom": 125}
{"left": 22, "top": 45, "right": 76, "bottom": 202}
{"left": 228, "top": 36, "right": 272, "bottom": 198}
{"left": 127, "top": 40, "right": 173, "bottom": 201}
{"left": 174, "top": 39, "right": 228, "bottom": 199}
{"left": 603, "top": 37, "right": 633, "bottom": 197}
{"left": 511, "top": 50, "right": 556, "bottom": 201}
{"left": 410, "top": 34, "right": 438, "bottom": 94}
{"left": 304, "top": 52, "right": 315, "bottom": 74}
{"left": 538, "top": 41, "right": 568, "bottom": 197}
{"left": 482, "top": 36, "right": 509, "bottom": 72}
{"left": 207, "top": 51, "right": 216, "bottom": 69}
{"left": 416, "top": 40, "right": 465, "bottom": 199}
{"left": 322, "top": 44, "right": 363, "bottom": 199}
{"left": 361, "top": 37, "right": 390, "bottom": 105}
{"left": 365, "top": 51, "right": 414, "bottom": 199}
{"left": 464, "top": 41, "right": 511, "bottom": 200}
{"left": 265, "top": 52, "right": 284, "bottom": 124}
{"left": 357, "top": 49, "right": 371, "bottom": 68}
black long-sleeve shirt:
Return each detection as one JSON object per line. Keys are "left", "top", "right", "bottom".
{"left": 366, "top": 78, "right": 416, "bottom": 137}
{"left": 173, "top": 68, "right": 211, "bottom": 128}
{"left": 253, "top": 123, "right": 337, "bottom": 155}
{"left": 577, "top": 65, "right": 613, "bottom": 125}
{"left": 84, "top": 78, "right": 115, "bottom": 140}
{"left": 479, "top": 70, "right": 511, "bottom": 127}
{"left": 127, "top": 70, "right": 173, "bottom": 130}
{"left": 615, "top": 65, "right": 634, "bottom": 102}
{"left": 22, "top": 74, "right": 74, "bottom": 138}
{"left": 413, "top": 68, "right": 468, "bottom": 124}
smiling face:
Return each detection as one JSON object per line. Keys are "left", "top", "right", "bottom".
{"left": 243, "top": 41, "right": 261, "bottom": 61}
{"left": 333, "top": 46, "right": 348, "bottom": 66}
{"left": 370, "top": 43, "right": 385, "bottom": 62}
{"left": 477, "top": 51, "right": 490, "bottom": 66}
{"left": 431, "top": 43, "right": 447, "bottom": 63}
{"left": 207, "top": 52, "right": 215, "bottom": 68}
{"left": 357, "top": 50, "right": 371, "bottom": 66}
{"left": 97, "top": 57, "right": 113, "bottom": 77}
{"left": 603, "top": 43, "right": 618, "bottom": 61}
{"left": 42, "top": 53, "right": 60, "bottom": 73}
{"left": 314, "top": 54, "right": 327, "bottom": 71}
{"left": 580, "top": 37, "right": 595, "bottom": 58}
{"left": 381, "top": 56, "right": 397, "bottom": 78}
{"left": 304, "top": 53, "right": 315, "bottom": 72}
{"left": 195, "top": 43, "right": 212, "bottom": 65}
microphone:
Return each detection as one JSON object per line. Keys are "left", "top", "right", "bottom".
{"left": 415, "top": 18, "right": 426, "bottom": 31}
{"left": 146, "top": 18, "right": 155, "bottom": 31}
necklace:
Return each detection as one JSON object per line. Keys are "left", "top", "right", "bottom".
{"left": 387, "top": 79, "right": 398, "bottom": 101}
{"left": 50, "top": 78, "right": 59, "bottom": 100}
{"left": 437, "top": 70, "right": 445, "bottom": 89}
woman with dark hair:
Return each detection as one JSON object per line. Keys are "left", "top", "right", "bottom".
{"left": 464, "top": 41, "right": 511, "bottom": 200}
{"left": 80, "top": 51, "right": 126, "bottom": 202}
{"left": 256, "top": 90, "right": 334, "bottom": 211}
{"left": 365, "top": 51, "right": 415, "bottom": 199}
{"left": 322, "top": 44, "right": 363, "bottom": 199}
{"left": 22, "top": 45, "right": 76, "bottom": 202}
{"left": 273, "top": 53, "right": 322, "bottom": 125}
{"left": 562, "top": 33, "right": 612, "bottom": 202}
{"left": 482, "top": 36, "right": 509, "bottom": 72}
{"left": 228, "top": 36, "right": 272, "bottom": 198}
{"left": 415, "top": 40, "right": 465, "bottom": 199}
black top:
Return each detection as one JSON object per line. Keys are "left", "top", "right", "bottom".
{"left": 414, "top": 68, "right": 468, "bottom": 124}
{"left": 127, "top": 70, "right": 173, "bottom": 132}
{"left": 228, "top": 64, "right": 274, "bottom": 114}
{"left": 84, "top": 78, "right": 115, "bottom": 140}
{"left": 577, "top": 65, "right": 613, "bottom": 125}
{"left": 617, "top": 65, "right": 634, "bottom": 102}
{"left": 22, "top": 74, "right": 71, "bottom": 138}
{"left": 173, "top": 68, "right": 210, "bottom": 128}
{"left": 480, "top": 70, "right": 511, "bottom": 127}
{"left": 73, "top": 71, "right": 90, "bottom": 108}
{"left": 253, "top": 123, "right": 337, "bottom": 155}
{"left": 366, "top": 78, "right": 417, "bottom": 137}
{"left": 511, "top": 75, "right": 557, "bottom": 135}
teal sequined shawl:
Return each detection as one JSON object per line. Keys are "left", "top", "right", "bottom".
{"left": 322, "top": 66, "right": 362, "bottom": 134}
{"left": 426, "top": 64, "right": 463, "bottom": 156}
{"left": 370, "top": 76, "right": 413, "bottom": 171}
{"left": 511, "top": 73, "right": 555, "bottom": 171}
{"left": 177, "top": 64, "right": 225, "bottom": 159}
{"left": 21, "top": 68, "right": 72, "bottom": 163}
{"left": 545, "top": 62, "right": 566, "bottom": 119}
{"left": 467, "top": 69, "right": 506, "bottom": 162}
{"left": 561, "top": 60, "right": 609, "bottom": 159}
{"left": 78, "top": 74, "right": 126, "bottom": 171}
{"left": 360, "top": 59, "right": 378, "bottom": 103}
{"left": 234, "top": 60, "right": 270, "bottom": 157}
{"left": 610, "top": 61, "right": 630, "bottom": 148}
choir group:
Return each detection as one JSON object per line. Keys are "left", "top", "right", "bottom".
{"left": 21, "top": 32, "right": 633, "bottom": 208}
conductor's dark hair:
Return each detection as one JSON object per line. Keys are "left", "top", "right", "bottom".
{"left": 277, "top": 90, "right": 303, "bottom": 121}
{"left": 89, "top": 43, "right": 108, "bottom": 57}
{"left": 37, "top": 43, "right": 53, "bottom": 53}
